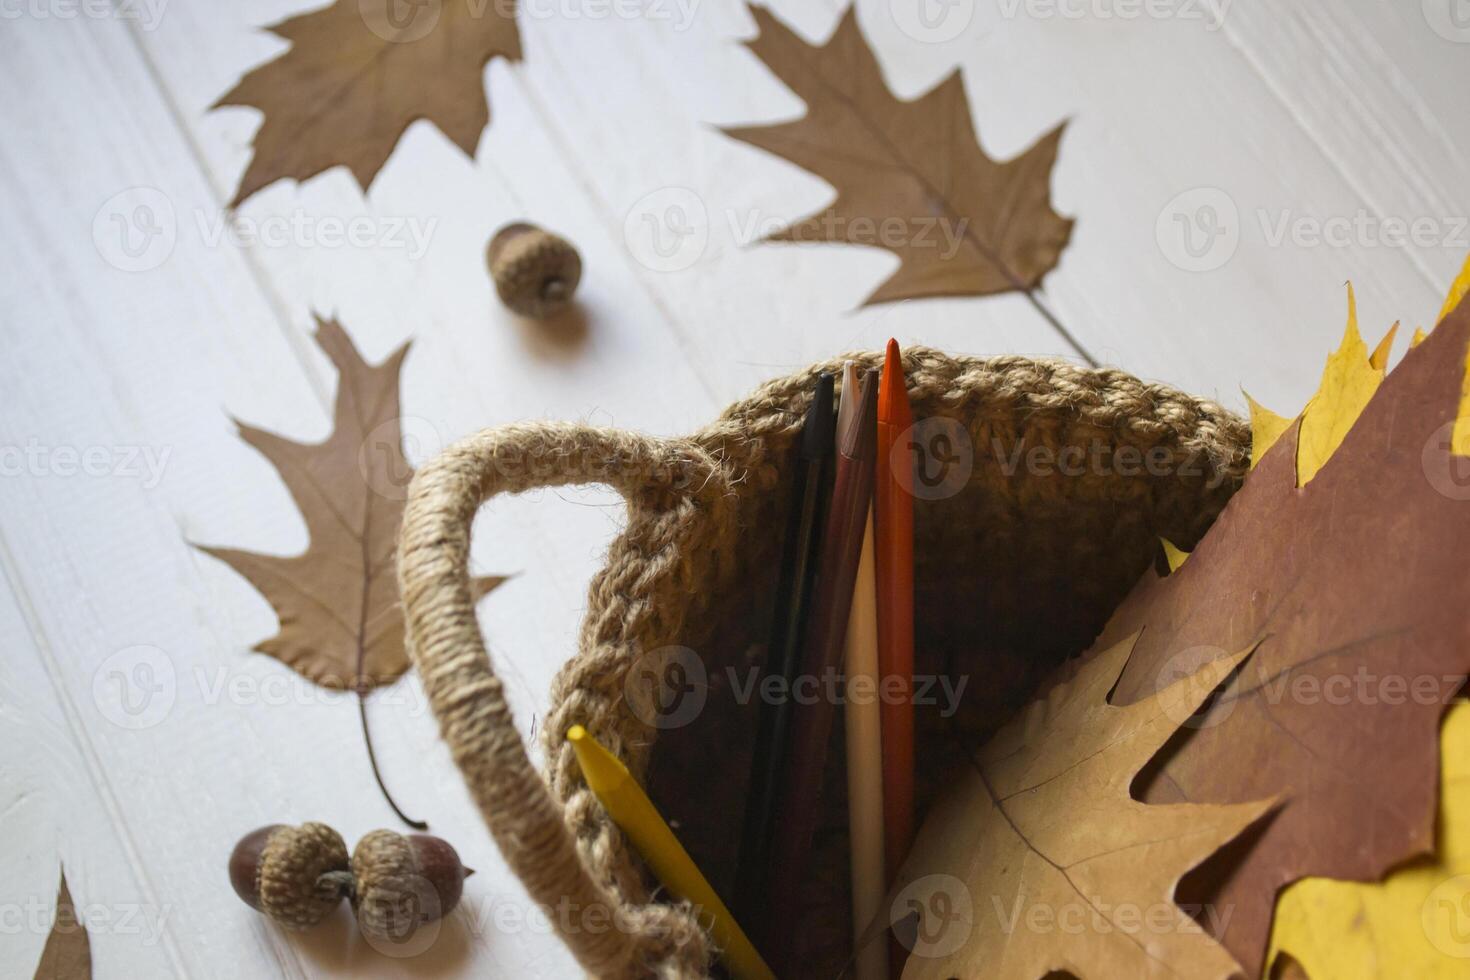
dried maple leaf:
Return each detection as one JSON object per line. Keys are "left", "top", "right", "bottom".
{"left": 215, "top": 0, "right": 522, "bottom": 207}
{"left": 895, "top": 635, "right": 1273, "bottom": 979}
{"left": 1093, "top": 295, "right": 1470, "bottom": 973}
{"left": 201, "top": 316, "right": 503, "bottom": 691}
{"left": 34, "top": 870, "right": 90, "bottom": 980}
{"left": 724, "top": 7, "right": 1072, "bottom": 308}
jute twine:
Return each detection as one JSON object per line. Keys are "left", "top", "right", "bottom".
{"left": 397, "top": 348, "right": 1250, "bottom": 978}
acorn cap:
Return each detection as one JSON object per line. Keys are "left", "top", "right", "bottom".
{"left": 487, "top": 223, "right": 582, "bottom": 319}
{"left": 351, "top": 830, "right": 471, "bottom": 941}
{"left": 229, "top": 822, "right": 350, "bottom": 930}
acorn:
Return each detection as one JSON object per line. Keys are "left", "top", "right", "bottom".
{"left": 486, "top": 222, "right": 581, "bottom": 318}
{"left": 351, "top": 830, "right": 473, "bottom": 941}
{"left": 228, "top": 823, "right": 352, "bottom": 929}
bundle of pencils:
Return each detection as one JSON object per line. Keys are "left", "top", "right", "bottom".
{"left": 570, "top": 343, "right": 919, "bottom": 980}
{"left": 737, "top": 340, "right": 918, "bottom": 979}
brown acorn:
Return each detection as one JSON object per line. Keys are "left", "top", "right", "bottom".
{"left": 228, "top": 823, "right": 352, "bottom": 929}
{"left": 350, "top": 830, "right": 473, "bottom": 941}
{"left": 486, "top": 222, "right": 582, "bottom": 318}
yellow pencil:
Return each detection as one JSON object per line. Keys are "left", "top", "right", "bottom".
{"left": 566, "top": 726, "right": 775, "bottom": 980}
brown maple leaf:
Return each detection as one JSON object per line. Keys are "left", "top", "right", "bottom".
{"left": 896, "top": 635, "right": 1273, "bottom": 979}
{"left": 201, "top": 316, "right": 503, "bottom": 691}
{"left": 723, "top": 6, "right": 1072, "bottom": 308}
{"left": 34, "top": 870, "right": 90, "bottom": 980}
{"left": 215, "top": 0, "right": 522, "bottom": 207}
{"left": 1089, "top": 297, "right": 1470, "bottom": 973}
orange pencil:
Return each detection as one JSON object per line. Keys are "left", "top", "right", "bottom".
{"left": 875, "top": 338, "right": 915, "bottom": 885}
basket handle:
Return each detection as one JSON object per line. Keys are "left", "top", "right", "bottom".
{"left": 397, "top": 421, "right": 718, "bottom": 977}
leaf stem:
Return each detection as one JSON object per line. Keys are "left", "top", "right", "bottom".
{"left": 1023, "top": 288, "right": 1099, "bottom": 368}
{"left": 357, "top": 682, "right": 429, "bottom": 831}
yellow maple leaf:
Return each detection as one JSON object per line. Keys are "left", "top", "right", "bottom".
{"left": 1295, "top": 283, "right": 1386, "bottom": 486}
{"left": 1267, "top": 702, "right": 1470, "bottom": 977}
{"left": 1245, "top": 392, "right": 1293, "bottom": 471}
{"left": 1412, "top": 327, "right": 1429, "bottom": 349}
{"left": 1369, "top": 323, "right": 1399, "bottom": 371}
{"left": 1438, "top": 252, "right": 1470, "bottom": 325}
{"left": 1160, "top": 538, "right": 1190, "bottom": 572}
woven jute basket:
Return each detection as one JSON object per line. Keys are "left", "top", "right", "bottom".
{"left": 396, "top": 347, "right": 1250, "bottom": 979}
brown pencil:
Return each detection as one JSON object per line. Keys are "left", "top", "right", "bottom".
{"left": 766, "top": 368, "right": 879, "bottom": 968}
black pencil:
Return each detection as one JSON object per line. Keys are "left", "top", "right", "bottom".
{"left": 766, "top": 369, "right": 879, "bottom": 970}
{"left": 735, "top": 372, "right": 836, "bottom": 930}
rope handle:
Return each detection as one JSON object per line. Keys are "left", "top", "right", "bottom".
{"left": 397, "top": 421, "right": 722, "bottom": 977}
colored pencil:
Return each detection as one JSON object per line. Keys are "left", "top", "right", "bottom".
{"left": 768, "top": 368, "right": 879, "bottom": 968}
{"left": 875, "top": 339, "right": 916, "bottom": 885}
{"left": 736, "top": 373, "right": 835, "bottom": 927}
{"left": 567, "top": 726, "right": 775, "bottom": 980}
{"left": 840, "top": 364, "right": 888, "bottom": 980}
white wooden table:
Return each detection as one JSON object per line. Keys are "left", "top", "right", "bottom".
{"left": 2, "top": 1, "right": 1467, "bottom": 976}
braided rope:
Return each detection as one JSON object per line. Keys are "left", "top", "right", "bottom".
{"left": 397, "top": 349, "right": 1249, "bottom": 978}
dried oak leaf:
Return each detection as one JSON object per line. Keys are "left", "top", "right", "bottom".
{"left": 895, "top": 635, "right": 1273, "bottom": 979}
{"left": 34, "top": 870, "right": 90, "bottom": 980}
{"left": 1095, "top": 295, "right": 1470, "bottom": 974}
{"left": 201, "top": 317, "right": 503, "bottom": 690}
{"left": 215, "top": 0, "right": 522, "bottom": 207}
{"left": 724, "top": 6, "right": 1072, "bottom": 306}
